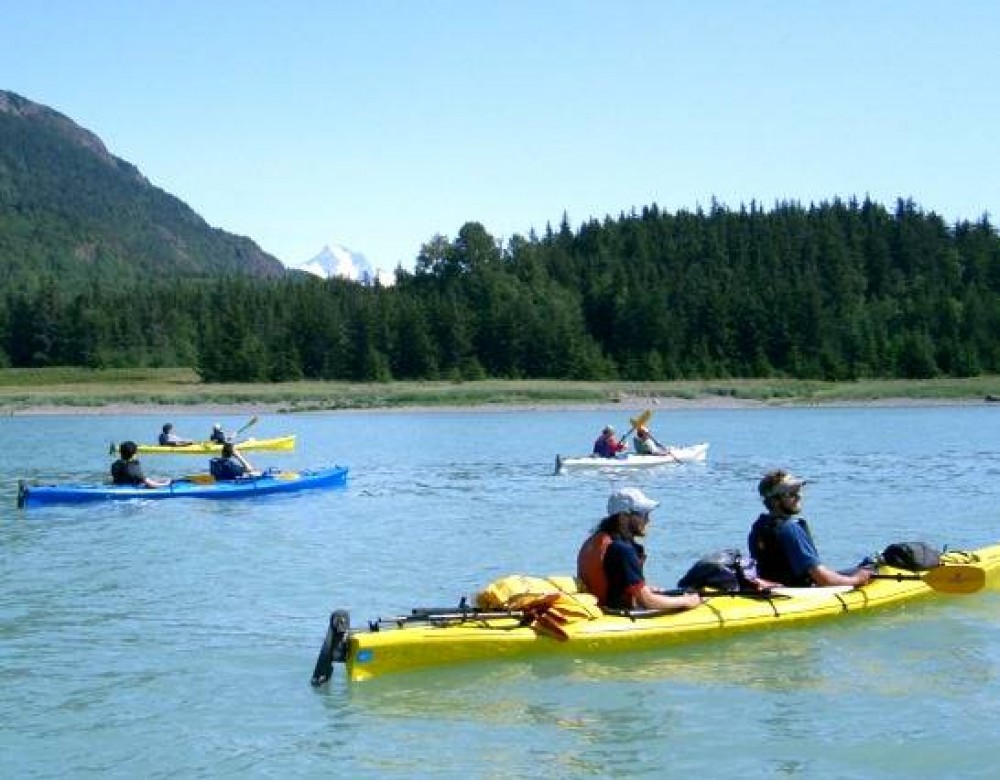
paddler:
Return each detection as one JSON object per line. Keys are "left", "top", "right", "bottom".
{"left": 577, "top": 487, "right": 703, "bottom": 611}
{"left": 209, "top": 423, "right": 232, "bottom": 444}
{"left": 111, "top": 441, "right": 171, "bottom": 488}
{"left": 209, "top": 442, "right": 258, "bottom": 480}
{"left": 158, "top": 422, "right": 193, "bottom": 446}
{"left": 592, "top": 425, "right": 627, "bottom": 458}
{"left": 633, "top": 425, "right": 668, "bottom": 455}
{"left": 748, "top": 470, "right": 873, "bottom": 588}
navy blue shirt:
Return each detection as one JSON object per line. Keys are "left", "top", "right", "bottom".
{"left": 602, "top": 537, "right": 647, "bottom": 609}
{"left": 210, "top": 457, "right": 248, "bottom": 481}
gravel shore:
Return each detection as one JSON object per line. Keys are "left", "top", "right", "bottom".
{"left": 3, "top": 394, "right": 986, "bottom": 416}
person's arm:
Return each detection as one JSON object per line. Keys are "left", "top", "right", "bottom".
{"left": 808, "top": 564, "right": 872, "bottom": 587}
{"left": 143, "top": 476, "right": 171, "bottom": 488}
{"left": 636, "top": 585, "right": 703, "bottom": 610}
{"left": 610, "top": 543, "right": 698, "bottom": 610}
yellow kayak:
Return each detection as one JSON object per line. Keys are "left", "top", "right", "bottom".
{"left": 311, "top": 542, "right": 1000, "bottom": 684}
{"left": 115, "top": 435, "right": 297, "bottom": 455}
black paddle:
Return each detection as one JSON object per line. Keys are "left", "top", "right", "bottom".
{"left": 311, "top": 609, "right": 351, "bottom": 687}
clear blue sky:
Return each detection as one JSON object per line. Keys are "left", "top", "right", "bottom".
{"left": 4, "top": 1, "right": 997, "bottom": 274}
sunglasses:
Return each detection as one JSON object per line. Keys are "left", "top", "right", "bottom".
{"left": 767, "top": 484, "right": 803, "bottom": 499}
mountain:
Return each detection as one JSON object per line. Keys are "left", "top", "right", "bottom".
{"left": 296, "top": 243, "right": 392, "bottom": 285}
{"left": 0, "top": 89, "right": 285, "bottom": 289}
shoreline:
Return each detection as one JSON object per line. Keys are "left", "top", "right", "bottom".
{"left": 3, "top": 394, "right": 990, "bottom": 417}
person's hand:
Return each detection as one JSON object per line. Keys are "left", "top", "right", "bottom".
{"left": 853, "top": 567, "right": 874, "bottom": 586}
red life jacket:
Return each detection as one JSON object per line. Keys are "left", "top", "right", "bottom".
{"left": 577, "top": 531, "right": 612, "bottom": 605}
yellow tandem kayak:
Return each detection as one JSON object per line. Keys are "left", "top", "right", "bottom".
{"left": 112, "top": 435, "right": 297, "bottom": 455}
{"left": 311, "top": 542, "right": 1000, "bottom": 684}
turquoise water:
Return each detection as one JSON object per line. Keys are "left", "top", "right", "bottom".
{"left": 3, "top": 406, "right": 1000, "bottom": 778}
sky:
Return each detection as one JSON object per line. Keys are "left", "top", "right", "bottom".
{"left": 3, "top": 1, "right": 998, "bottom": 276}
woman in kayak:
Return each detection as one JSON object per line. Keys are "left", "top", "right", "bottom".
{"left": 748, "top": 469, "right": 873, "bottom": 588}
{"left": 209, "top": 442, "right": 259, "bottom": 481}
{"left": 592, "top": 425, "right": 627, "bottom": 458}
{"left": 158, "top": 422, "right": 193, "bottom": 446}
{"left": 577, "top": 487, "right": 703, "bottom": 611}
{"left": 111, "top": 441, "right": 171, "bottom": 488}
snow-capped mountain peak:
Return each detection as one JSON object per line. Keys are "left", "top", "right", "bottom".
{"left": 298, "top": 244, "right": 376, "bottom": 283}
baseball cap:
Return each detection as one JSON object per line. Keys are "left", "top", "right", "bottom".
{"left": 759, "top": 472, "right": 807, "bottom": 499}
{"left": 608, "top": 487, "right": 660, "bottom": 516}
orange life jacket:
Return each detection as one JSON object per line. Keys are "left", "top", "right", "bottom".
{"left": 576, "top": 531, "right": 612, "bottom": 605}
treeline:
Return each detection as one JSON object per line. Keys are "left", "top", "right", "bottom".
{"left": 3, "top": 197, "right": 1000, "bottom": 382}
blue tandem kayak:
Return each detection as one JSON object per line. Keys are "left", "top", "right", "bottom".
{"left": 16, "top": 466, "right": 348, "bottom": 507}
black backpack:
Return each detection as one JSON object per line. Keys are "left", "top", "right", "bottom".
{"left": 880, "top": 541, "right": 942, "bottom": 571}
{"left": 677, "top": 549, "right": 752, "bottom": 592}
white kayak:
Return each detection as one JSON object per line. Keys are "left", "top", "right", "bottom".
{"left": 555, "top": 443, "right": 709, "bottom": 474}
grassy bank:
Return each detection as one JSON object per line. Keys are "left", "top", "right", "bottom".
{"left": 2, "top": 368, "right": 1000, "bottom": 413}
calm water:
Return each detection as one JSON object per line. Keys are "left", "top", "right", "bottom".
{"left": 3, "top": 406, "right": 1000, "bottom": 778}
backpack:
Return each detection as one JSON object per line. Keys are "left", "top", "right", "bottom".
{"left": 880, "top": 541, "right": 942, "bottom": 571}
{"left": 677, "top": 549, "right": 753, "bottom": 592}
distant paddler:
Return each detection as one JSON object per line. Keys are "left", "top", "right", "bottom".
{"left": 633, "top": 424, "right": 668, "bottom": 456}
{"left": 592, "top": 425, "right": 628, "bottom": 458}
{"left": 158, "top": 422, "right": 193, "bottom": 447}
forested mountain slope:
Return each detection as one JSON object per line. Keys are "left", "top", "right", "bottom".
{"left": 0, "top": 90, "right": 284, "bottom": 289}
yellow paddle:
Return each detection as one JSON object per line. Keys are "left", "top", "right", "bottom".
{"left": 619, "top": 409, "right": 652, "bottom": 446}
{"left": 871, "top": 565, "right": 985, "bottom": 595}
{"left": 179, "top": 474, "right": 216, "bottom": 485}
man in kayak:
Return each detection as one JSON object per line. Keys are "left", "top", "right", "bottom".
{"left": 209, "top": 442, "right": 258, "bottom": 480}
{"left": 577, "top": 487, "right": 703, "bottom": 611}
{"left": 633, "top": 425, "right": 668, "bottom": 455}
{"left": 748, "top": 469, "right": 873, "bottom": 588}
{"left": 592, "top": 425, "right": 627, "bottom": 458}
{"left": 158, "top": 422, "right": 193, "bottom": 446}
{"left": 111, "top": 441, "right": 171, "bottom": 488}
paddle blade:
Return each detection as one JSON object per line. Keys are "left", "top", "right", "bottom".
{"left": 629, "top": 409, "right": 653, "bottom": 430}
{"left": 311, "top": 609, "right": 350, "bottom": 687}
{"left": 922, "top": 565, "right": 986, "bottom": 594}
{"left": 236, "top": 415, "right": 259, "bottom": 436}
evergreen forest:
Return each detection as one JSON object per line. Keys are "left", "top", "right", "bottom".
{"left": 3, "top": 196, "right": 999, "bottom": 383}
